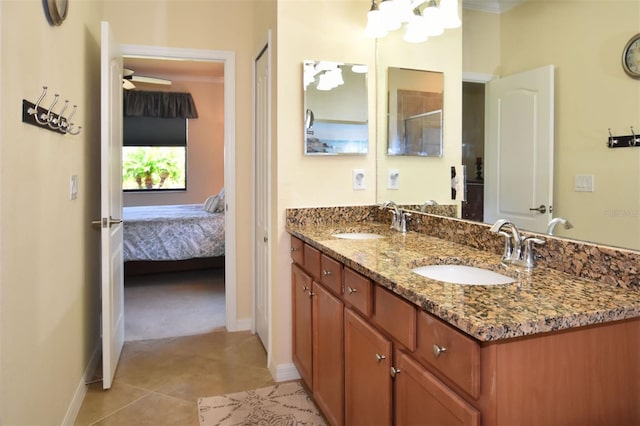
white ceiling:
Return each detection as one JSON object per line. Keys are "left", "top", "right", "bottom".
{"left": 123, "top": 56, "right": 224, "bottom": 84}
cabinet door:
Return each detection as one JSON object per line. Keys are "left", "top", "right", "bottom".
{"left": 345, "top": 308, "right": 393, "bottom": 426}
{"left": 313, "top": 282, "right": 344, "bottom": 426}
{"left": 395, "top": 350, "right": 480, "bottom": 426}
{"left": 292, "top": 264, "right": 313, "bottom": 388}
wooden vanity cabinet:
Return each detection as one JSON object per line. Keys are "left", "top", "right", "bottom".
{"left": 344, "top": 308, "right": 393, "bottom": 426}
{"left": 291, "top": 236, "right": 345, "bottom": 426}
{"left": 291, "top": 263, "right": 313, "bottom": 388}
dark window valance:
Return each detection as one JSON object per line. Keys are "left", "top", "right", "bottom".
{"left": 124, "top": 90, "right": 198, "bottom": 119}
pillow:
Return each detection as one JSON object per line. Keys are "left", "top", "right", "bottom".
{"left": 214, "top": 188, "right": 225, "bottom": 212}
{"left": 204, "top": 195, "right": 219, "bottom": 213}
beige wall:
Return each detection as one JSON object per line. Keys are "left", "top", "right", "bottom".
{"left": 0, "top": 0, "right": 103, "bottom": 423}
{"left": 123, "top": 79, "right": 225, "bottom": 207}
{"left": 464, "top": 1, "right": 640, "bottom": 249}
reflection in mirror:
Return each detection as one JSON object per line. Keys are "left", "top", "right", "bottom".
{"left": 303, "top": 60, "right": 368, "bottom": 155}
{"left": 377, "top": 2, "right": 640, "bottom": 251}
{"left": 387, "top": 67, "right": 444, "bottom": 157}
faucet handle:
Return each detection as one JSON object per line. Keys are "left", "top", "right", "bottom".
{"left": 399, "top": 211, "right": 411, "bottom": 233}
{"left": 497, "top": 231, "right": 515, "bottom": 263}
{"left": 522, "top": 237, "right": 546, "bottom": 269}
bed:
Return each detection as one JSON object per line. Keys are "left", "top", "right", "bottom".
{"left": 123, "top": 204, "right": 225, "bottom": 273}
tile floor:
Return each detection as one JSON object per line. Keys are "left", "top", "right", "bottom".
{"left": 74, "top": 330, "right": 274, "bottom": 426}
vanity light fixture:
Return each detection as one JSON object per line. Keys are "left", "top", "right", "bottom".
{"left": 365, "top": 0, "right": 461, "bottom": 43}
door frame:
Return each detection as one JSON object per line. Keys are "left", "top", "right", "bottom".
{"left": 120, "top": 44, "right": 239, "bottom": 330}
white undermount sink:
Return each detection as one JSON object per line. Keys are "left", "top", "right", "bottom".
{"left": 332, "top": 232, "right": 384, "bottom": 240}
{"left": 412, "top": 264, "right": 515, "bottom": 285}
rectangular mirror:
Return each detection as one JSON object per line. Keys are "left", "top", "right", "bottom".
{"left": 303, "top": 60, "right": 369, "bottom": 155}
{"left": 387, "top": 67, "right": 444, "bottom": 156}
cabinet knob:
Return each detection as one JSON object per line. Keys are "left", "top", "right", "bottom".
{"left": 291, "top": 247, "right": 297, "bottom": 252}
{"left": 433, "top": 344, "right": 448, "bottom": 357}
{"left": 347, "top": 286, "right": 357, "bottom": 294}
{"left": 308, "top": 291, "right": 315, "bottom": 298}
{"left": 390, "top": 366, "right": 401, "bottom": 377}
{"left": 322, "top": 270, "right": 332, "bottom": 276}
{"left": 375, "top": 353, "right": 386, "bottom": 363}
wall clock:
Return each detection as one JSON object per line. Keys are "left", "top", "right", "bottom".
{"left": 43, "top": 0, "right": 68, "bottom": 26}
{"left": 622, "top": 33, "right": 640, "bottom": 79}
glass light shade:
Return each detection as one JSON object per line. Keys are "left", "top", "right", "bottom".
{"left": 316, "top": 73, "right": 334, "bottom": 91}
{"left": 365, "top": 8, "right": 388, "bottom": 38}
{"left": 440, "top": 0, "right": 461, "bottom": 28}
{"left": 379, "top": 0, "right": 401, "bottom": 31}
{"left": 422, "top": 1, "right": 444, "bottom": 36}
{"left": 393, "top": 0, "right": 414, "bottom": 23}
{"left": 403, "top": 13, "right": 428, "bottom": 43}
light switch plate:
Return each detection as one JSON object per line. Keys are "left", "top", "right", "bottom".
{"left": 353, "top": 169, "right": 366, "bottom": 190}
{"left": 574, "top": 174, "right": 594, "bottom": 192}
{"left": 70, "top": 175, "right": 78, "bottom": 200}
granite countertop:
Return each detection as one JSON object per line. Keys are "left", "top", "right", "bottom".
{"left": 287, "top": 221, "right": 640, "bottom": 342}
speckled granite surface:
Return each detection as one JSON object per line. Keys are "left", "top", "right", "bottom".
{"left": 286, "top": 206, "right": 640, "bottom": 342}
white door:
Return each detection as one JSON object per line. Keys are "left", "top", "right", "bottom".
{"left": 100, "top": 21, "right": 125, "bottom": 390}
{"left": 484, "top": 65, "right": 554, "bottom": 233}
{"left": 253, "top": 41, "right": 270, "bottom": 349}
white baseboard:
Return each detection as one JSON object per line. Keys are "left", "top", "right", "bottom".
{"left": 62, "top": 342, "right": 101, "bottom": 425}
{"left": 272, "top": 362, "right": 301, "bottom": 382}
{"left": 229, "top": 317, "right": 252, "bottom": 332}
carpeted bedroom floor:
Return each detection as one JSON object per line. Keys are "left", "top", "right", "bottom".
{"left": 124, "top": 268, "right": 226, "bottom": 341}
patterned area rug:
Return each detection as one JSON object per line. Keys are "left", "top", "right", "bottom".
{"left": 198, "top": 381, "right": 327, "bottom": 426}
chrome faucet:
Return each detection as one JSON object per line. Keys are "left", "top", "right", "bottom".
{"left": 490, "top": 219, "right": 546, "bottom": 268}
{"left": 379, "top": 201, "right": 410, "bottom": 233}
{"left": 420, "top": 200, "right": 439, "bottom": 212}
{"left": 547, "top": 217, "right": 573, "bottom": 235}
{"left": 490, "top": 219, "right": 523, "bottom": 263}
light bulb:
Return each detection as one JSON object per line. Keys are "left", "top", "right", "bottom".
{"left": 422, "top": 0, "right": 444, "bottom": 36}
{"left": 365, "top": 1, "right": 388, "bottom": 38}
{"left": 440, "top": 0, "right": 461, "bottom": 29}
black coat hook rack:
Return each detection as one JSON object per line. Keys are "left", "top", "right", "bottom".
{"left": 607, "top": 127, "right": 640, "bottom": 148}
{"left": 22, "top": 86, "right": 82, "bottom": 136}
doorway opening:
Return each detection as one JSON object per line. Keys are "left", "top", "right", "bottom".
{"left": 119, "top": 45, "right": 237, "bottom": 340}
{"left": 461, "top": 81, "right": 485, "bottom": 222}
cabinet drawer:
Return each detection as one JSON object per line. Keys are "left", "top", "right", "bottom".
{"left": 320, "top": 254, "right": 342, "bottom": 295}
{"left": 373, "top": 286, "right": 416, "bottom": 351}
{"left": 290, "top": 236, "right": 304, "bottom": 265}
{"left": 303, "top": 244, "right": 321, "bottom": 279}
{"left": 343, "top": 267, "right": 372, "bottom": 317}
{"left": 416, "top": 311, "right": 481, "bottom": 399}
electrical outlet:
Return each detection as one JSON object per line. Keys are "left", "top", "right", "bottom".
{"left": 388, "top": 169, "right": 400, "bottom": 189}
{"left": 353, "top": 169, "right": 366, "bottom": 190}
{"left": 70, "top": 175, "right": 78, "bottom": 200}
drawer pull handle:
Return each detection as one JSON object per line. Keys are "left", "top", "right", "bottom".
{"left": 322, "top": 270, "right": 332, "bottom": 276}
{"left": 347, "top": 287, "right": 357, "bottom": 294}
{"left": 390, "top": 366, "right": 401, "bottom": 377}
{"left": 433, "top": 344, "right": 447, "bottom": 357}
{"left": 375, "top": 353, "right": 386, "bottom": 363}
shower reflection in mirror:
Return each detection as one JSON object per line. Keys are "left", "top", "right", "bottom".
{"left": 387, "top": 67, "right": 443, "bottom": 156}
{"left": 303, "top": 60, "right": 369, "bottom": 155}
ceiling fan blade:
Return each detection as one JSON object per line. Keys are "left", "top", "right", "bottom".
{"left": 122, "top": 79, "right": 136, "bottom": 90}
{"left": 130, "top": 75, "right": 172, "bottom": 85}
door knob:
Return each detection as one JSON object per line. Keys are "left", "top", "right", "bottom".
{"left": 529, "top": 205, "right": 547, "bottom": 214}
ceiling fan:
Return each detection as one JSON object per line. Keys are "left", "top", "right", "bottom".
{"left": 123, "top": 68, "right": 172, "bottom": 90}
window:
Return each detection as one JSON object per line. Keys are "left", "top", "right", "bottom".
{"left": 122, "top": 117, "right": 188, "bottom": 191}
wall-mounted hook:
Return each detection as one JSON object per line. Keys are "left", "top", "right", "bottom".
{"left": 608, "top": 128, "right": 618, "bottom": 147}
{"left": 22, "top": 87, "right": 81, "bottom": 136}
{"left": 28, "top": 86, "right": 49, "bottom": 125}
{"left": 67, "top": 124, "right": 82, "bottom": 136}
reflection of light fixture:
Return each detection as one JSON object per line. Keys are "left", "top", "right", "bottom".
{"left": 365, "top": 0, "right": 460, "bottom": 43}
{"left": 303, "top": 61, "right": 347, "bottom": 91}
{"left": 351, "top": 64, "right": 368, "bottom": 74}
